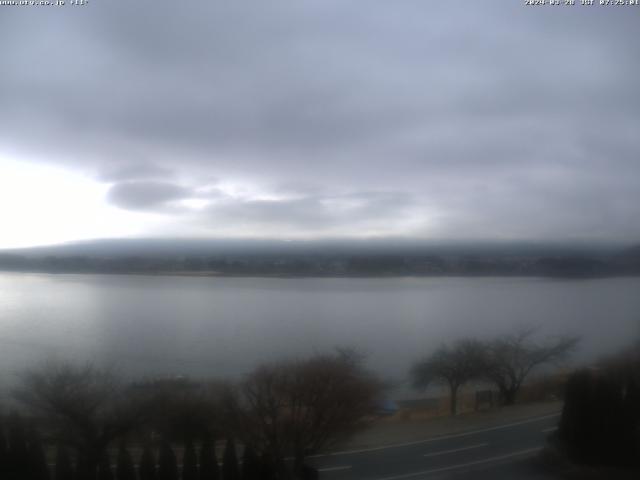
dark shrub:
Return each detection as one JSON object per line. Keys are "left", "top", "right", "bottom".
{"left": 7, "top": 413, "right": 30, "bottom": 478}
{"left": 116, "top": 445, "right": 136, "bottom": 480}
{"left": 222, "top": 439, "right": 239, "bottom": 480}
{"left": 75, "top": 452, "right": 91, "bottom": 480}
{"left": 182, "top": 440, "right": 198, "bottom": 480}
{"left": 258, "top": 452, "right": 276, "bottom": 480}
{"left": 240, "top": 445, "right": 260, "bottom": 480}
{"left": 157, "top": 441, "right": 178, "bottom": 480}
{"left": 139, "top": 445, "right": 157, "bottom": 480}
{"left": 558, "top": 365, "right": 640, "bottom": 468}
{"left": 98, "top": 452, "right": 114, "bottom": 480}
{"left": 299, "top": 464, "right": 318, "bottom": 480}
{"left": 0, "top": 421, "right": 8, "bottom": 475}
{"left": 199, "top": 437, "right": 219, "bottom": 480}
{"left": 27, "top": 429, "right": 50, "bottom": 480}
{"left": 54, "top": 445, "right": 74, "bottom": 480}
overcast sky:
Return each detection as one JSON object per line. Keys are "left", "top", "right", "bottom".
{"left": 1, "top": 1, "right": 639, "bottom": 248}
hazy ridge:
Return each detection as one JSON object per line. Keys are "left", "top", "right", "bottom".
{"left": 1, "top": 238, "right": 639, "bottom": 278}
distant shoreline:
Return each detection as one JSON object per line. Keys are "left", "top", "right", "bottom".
{"left": 2, "top": 268, "right": 639, "bottom": 280}
{"left": 2, "top": 241, "right": 638, "bottom": 279}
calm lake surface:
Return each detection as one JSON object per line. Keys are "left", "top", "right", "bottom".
{"left": 1, "top": 273, "right": 639, "bottom": 394}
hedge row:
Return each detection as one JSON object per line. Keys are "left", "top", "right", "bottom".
{"left": 0, "top": 415, "right": 279, "bottom": 480}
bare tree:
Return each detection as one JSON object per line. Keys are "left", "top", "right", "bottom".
{"left": 225, "top": 351, "right": 383, "bottom": 479}
{"left": 411, "top": 339, "right": 486, "bottom": 416}
{"left": 483, "top": 328, "right": 579, "bottom": 405}
{"left": 14, "top": 362, "right": 149, "bottom": 479}
{"left": 129, "top": 376, "right": 225, "bottom": 443}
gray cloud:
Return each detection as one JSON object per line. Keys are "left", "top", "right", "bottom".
{"left": 99, "top": 162, "right": 175, "bottom": 183}
{"left": 204, "top": 191, "right": 417, "bottom": 231}
{"left": 1, "top": 1, "right": 639, "bottom": 241}
{"left": 107, "top": 181, "right": 191, "bottom": 211}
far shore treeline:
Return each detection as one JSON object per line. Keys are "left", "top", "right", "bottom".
{"left": 1, "top": 240, "right": 639, "bottom": 278}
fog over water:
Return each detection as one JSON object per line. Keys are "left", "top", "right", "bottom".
{"left": 1, "top": 273, "right": 638, "bottom": 398}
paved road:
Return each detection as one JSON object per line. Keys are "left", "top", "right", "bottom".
{"left": 308, "top": 413, "right": 560, "bottom": 480}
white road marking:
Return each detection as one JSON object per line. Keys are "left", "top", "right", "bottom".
{"left": 309, "top": 413, "right": 559, "bottom": 458}
{"left": 423, "top": 443, "right": 488, "bottom": 458}
{"left": 541, "top": 426, "right": 557, "bottom": 433}
{"left": 318, "top": 465, "right": 353, "bottom": 472}
{"left": 376, "top": 447, "right": 543, "bottom": 480}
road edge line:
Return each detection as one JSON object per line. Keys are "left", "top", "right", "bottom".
{"left": 310, "top": 413, "right": 559, "bottom": 458}
{"left": 376, "top": 447, "right": 543, "bottom": 480}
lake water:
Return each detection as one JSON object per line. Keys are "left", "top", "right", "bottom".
{"left": 1, "top": 273, "right": 639, "bottom": 396}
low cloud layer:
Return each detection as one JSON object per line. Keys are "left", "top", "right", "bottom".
{"left": 107, "top": 181, "right": 191, "bottom": 211}
{"left": 1, "top": 1, "right": 638, "bottom": 242}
